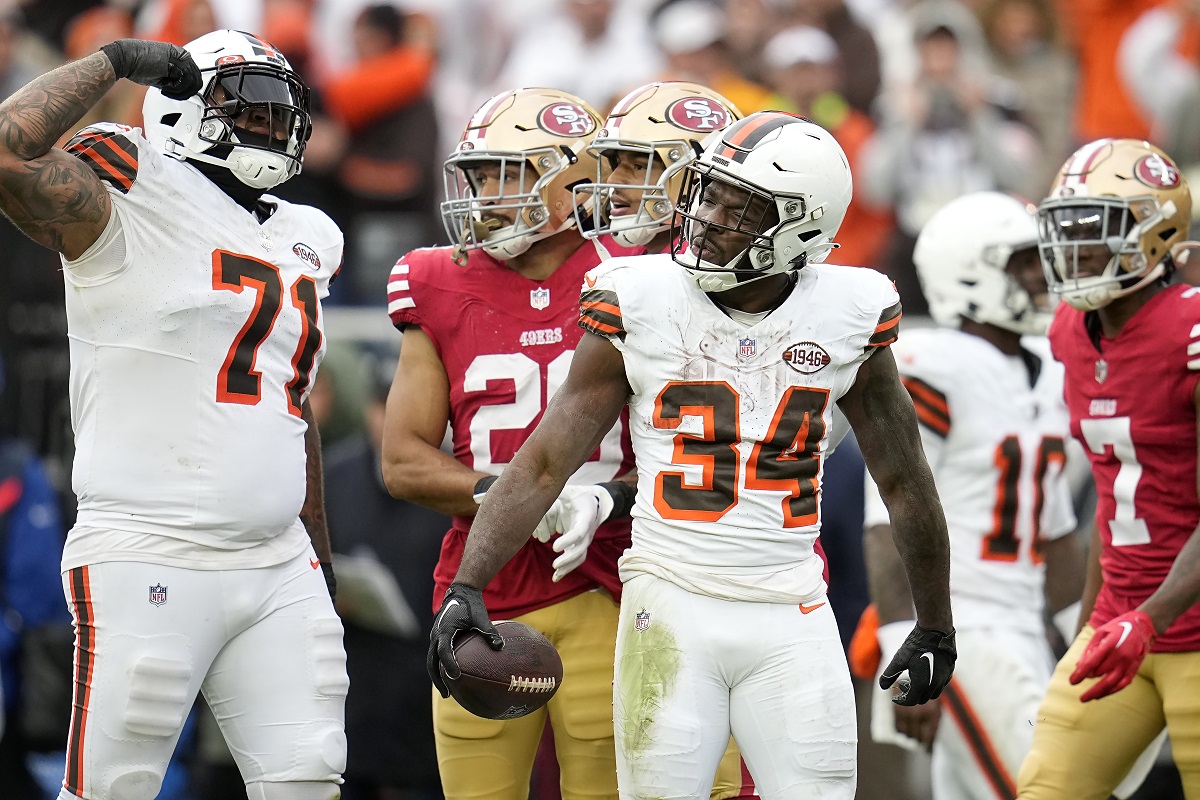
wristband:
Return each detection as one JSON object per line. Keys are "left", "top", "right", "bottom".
{"left": 598, "top": 480, "right": 637, "bottom": 521}
{"left": 472, "top": 474, "right": 499, "bottom": 505}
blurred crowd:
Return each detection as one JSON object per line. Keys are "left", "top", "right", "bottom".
{"left": 0, "top": 0, "right": 1198, "bottom": 797}
{"left": 7, "top": 0, "right": 1200, "bottom": 307}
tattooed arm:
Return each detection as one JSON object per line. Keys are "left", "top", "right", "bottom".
{"left": 0, "top": 53, "right": 117, "bottom": 259}
{"left": 300, "top": 398, "right": 336, "bottom": 598}
{"left": 839, "top": 346, "right": 953, "bottom": 633}
{"left": 0, "top": 40, "right": 199, "bottom": 260}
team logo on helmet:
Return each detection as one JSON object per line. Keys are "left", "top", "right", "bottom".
{"left": 782, "top": 341, "right": 831, "bottom": 374}
{"left": 1134, "top": 154, "right": 1181, "bottom": 188}
{"left": 666, "top": 97, "right": 732, "bottom": 132}
{"left": 537, "top": 103, "right": 596, "bottom": 137}
{"left": 216, "top": 54, "right": 246, "bottom": 66}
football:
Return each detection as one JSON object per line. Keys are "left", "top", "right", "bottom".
{"left": 441, "top": 621, "right": 563, "bottom": 720}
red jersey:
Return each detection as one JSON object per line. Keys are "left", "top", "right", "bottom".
{"left": 387, "top": 241, "right": 636, "bottom": 617}
{"left": 1049, "top": 285, "right": 1200, "bottom": 651}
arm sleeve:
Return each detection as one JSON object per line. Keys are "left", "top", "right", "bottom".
{"left": 62, "top": 198, "right": 128, "bottom": 283}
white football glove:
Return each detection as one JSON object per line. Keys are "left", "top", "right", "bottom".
{"left": 531, "top": 485, "right": 615, "bottom": 582}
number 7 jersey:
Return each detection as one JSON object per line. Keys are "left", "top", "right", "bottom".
{"left": 1050, "top": 285, "right": 1200, "bottom": 651}
{"left": 582, "top": 254, "right": 901, "bottom": 604}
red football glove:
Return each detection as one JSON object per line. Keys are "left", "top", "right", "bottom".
{"left": 1069, "top": 610, "right": 1157, "bottom": 702}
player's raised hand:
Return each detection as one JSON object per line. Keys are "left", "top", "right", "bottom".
{"left": 1070, "top": 610, "right": 1157, "bottom": 702}
{"left": 880, "top": 624, "right": 957, "bottom": 706}
{"left": 427, "top": 582, "right": 502, "bottom": 698}
{"left": 100, "top": 39, "right": 202, "bottom": 100}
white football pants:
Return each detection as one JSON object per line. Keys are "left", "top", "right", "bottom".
{"left": 58, "top": 547, "right": 348, "bottom": 800}
{"left": 614, "top": 573, "right": 856, "bottom": 800}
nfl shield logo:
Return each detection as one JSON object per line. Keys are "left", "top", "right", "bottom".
{"left": 738, "top": 337, "right": 756, "bottom": 360}
{"left": 1095, "top": 359, "right": 1108, "bottom": 384}
{"left": 530, "top": 287, "right": 551, "bottom": 310}
{"left": 635, "top": 609, "right": 651, "bottom": 632}
{"left": 149, "top": 583, "right": 167, "bottom": 607}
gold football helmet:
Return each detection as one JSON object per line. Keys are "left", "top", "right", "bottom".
{"left": 442, "top": 88, "right": 602, "bottom": 262}
{"left": 574, "top": 81, "right": 741, "bottom": 248}
{"left": 1038, "top": 138, "right": 1192, "bottom": 311}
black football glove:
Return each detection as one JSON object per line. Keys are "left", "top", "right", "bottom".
{"left": 879, "top": 624, "right": 957, "bottom": 706}
{"left": 427, "top": 582, "right": 503, "bottom": 698}
{"left": 100, "top": 39, "right": 202, "bottom": 100}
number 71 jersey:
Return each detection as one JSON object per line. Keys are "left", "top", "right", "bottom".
{"left": 1050, "top": 285, "right": 1200, "bottom": 651}
{"left": 582, "top": 254, "right": 901, "bottom": 604}
{"left": 59, "top": 123, "right": 342, "bottom": 567}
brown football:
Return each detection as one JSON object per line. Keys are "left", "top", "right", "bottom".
{"left": 441, "top": 621, "right": 563, "bottom": 720}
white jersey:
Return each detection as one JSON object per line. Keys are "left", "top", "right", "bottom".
{"left": 864, "top": 328, "right": 1076, "bottom": 632}
{"left": 58, "top": 123, "right": 343, "bottom": 571}
{"left": 581, "top": 254, "right": 902, "bottom": 604}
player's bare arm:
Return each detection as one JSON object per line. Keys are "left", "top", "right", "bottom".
{"left": 842, "top": 346, "right": 953, "bottom": 633}
{"left": 455, "top": 331, "right": 631, "bottom": 589}
{"left": 1075, "top": 522, "right": 1104, "bottom": 636}
{"left": 0, "top": 40, "right": 198, "bottom": 259}
{"left": 381, "top": 327, "right": 485, "bottom": 517}
{"left": 1043, "top": 526, "right": 1086, "bottom": 622}
{"left": 300, "top": 398, "right": 332, "bottom": 561}
{"left": 301, "top": 398, "right": 337, "bottom": 600}
{"left": 865, "top": 522, "right": 916, "bottom": 625}
{"left": 0, "top": 53, "right": 115, "bottom": 258}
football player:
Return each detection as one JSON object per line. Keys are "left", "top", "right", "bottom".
{"left": 0, "top": 33, "right": 347, "bottom": 800}
{"left": 427, "top": 111, "right": 956, "bottom": 799}
{"left": 862, "top": 191, "right": 1085, "bottom": 799}
{"left": 1016, "top": 139, "right": 1200, "bottom": 799}
{"left": 381, "top": 87, "right": 639, "bottom": 799}
{"left": 574, "top": 80, "right": 741, "bottom": 257}
{"left": 574, "top": 78, "right": 762, "bottom": 799}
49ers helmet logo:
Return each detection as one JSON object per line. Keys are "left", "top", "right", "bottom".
{"left": 537, "top": 103, "right": 596, "bottom": 137}
{"left": 666, "top": 97, "right": 732, "bottom": 132}
{"left": 1134, "top": 154, "right": 1181, "bottom": 188}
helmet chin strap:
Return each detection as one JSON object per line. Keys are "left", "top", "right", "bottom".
{"left": 186, "top": 153, "right": 267, "bottom": 212}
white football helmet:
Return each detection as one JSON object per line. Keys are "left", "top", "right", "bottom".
{"left": 142, "top": 30, "right": 311, "bottom": 190}
{"left": 914, "top": 191, "right": 1052, "bottom": 335}
{"left": 441, "top": 88, "right": 602, "bottom": 262}
{"left": 574, "top": 81, "right": 741, "bottom": 247}
{"left": 1038, "top": 138, "right": 1192, "bottom": 311}
{"left": 672, "top": 112, "right": 851, "bottom": 292}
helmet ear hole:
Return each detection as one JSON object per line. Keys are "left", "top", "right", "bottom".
{"left": 160, "top": 113, "right": 181, "bottom": 126}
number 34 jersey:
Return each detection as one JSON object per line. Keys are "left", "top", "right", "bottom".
{"left": 1050, "top": 285, "right": 1200, "bottom": 651}
{"left": 864, "top": 328, "right": 1076, "bottom": 633}
{"left": 582, "top": 254, "right": 901, "bottom": 604}
{"left": 58, "top": 123, "right": 342, "bottom": 571}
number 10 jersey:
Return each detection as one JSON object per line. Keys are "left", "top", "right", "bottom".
{"left": 582, "top": 254, "right": 901, "bottom": 604}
